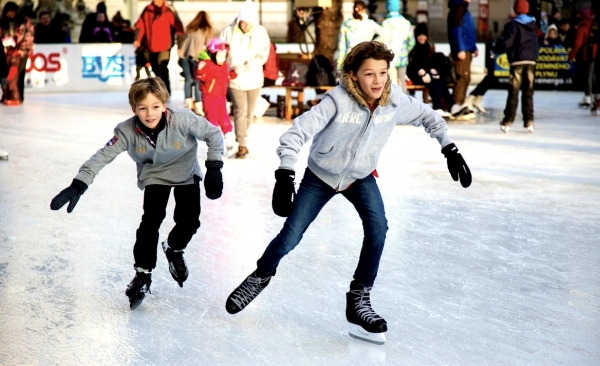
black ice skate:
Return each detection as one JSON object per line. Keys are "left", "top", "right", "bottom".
{"left": 346, "top": 281, "right": 387, "bottom": 345}
{"left": 162, "top": 240, "right": 188, "bottom": 287}
{"left": 225, "top": 269, "right": 275, "bottom": 314}
{"left": 125, "top": 269, "right": 152, "bottom": 310}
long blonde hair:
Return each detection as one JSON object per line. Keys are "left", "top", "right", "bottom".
{"left": 186, "top": 11, "right": 213, "bottom": 36}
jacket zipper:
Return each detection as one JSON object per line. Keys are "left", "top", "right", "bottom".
{"left": 335, "top": 108, "right": 374, "bottom": 191}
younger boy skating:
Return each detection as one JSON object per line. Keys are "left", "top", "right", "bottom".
{"left": 50, "top": 77, "right": 224, "bottom": 310}
{"left": 225, "top": 41, "right": 472, "bottom": 345}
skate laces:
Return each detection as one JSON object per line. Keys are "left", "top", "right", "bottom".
{"left": 350, "top": 287, "right": 383, "bottom": 324}
{"left": 131, "top": 273, "right": 152, "bottom": 294}
{"left": 231, "top": 273, "right": 270, "bottom": 308}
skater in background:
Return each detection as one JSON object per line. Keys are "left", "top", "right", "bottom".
{"left": 225, "top": 41, "right": 472, "bottom": 345}
{"left": 381, "top": 0, "right": 414, "bottom": 93}
{"left": 569, "top": 8, "right": 597, "bottom": 109}
{"left": 179, "top": 10, "right": 212, "bottom": 113}
{"left": 335, "top": 0, "right": 385, "bottom": 75}
{"left": 49, "top": 77, "right": 224, "bottom": 310}
{"left": 134, "top": 40, "right": 152, "bottom": 80}
{"left": 494, "top": 0, "right": 539, "bottom": 133}
{"left": 0, "top": 31, "right": 10, "bottom": 159}
{"left": 219, "top": 0, "right": 270, "bottom": 159}
{"left": 195, "top": 37, "right": 237, "bottom": 154}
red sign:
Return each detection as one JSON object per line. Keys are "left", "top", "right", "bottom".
{"left": 26, "top": 52, "right": 61, "bottom": 73}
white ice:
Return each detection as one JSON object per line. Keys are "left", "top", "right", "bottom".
{"left": 0, "top": 89, "right": 599, "bottom": 365}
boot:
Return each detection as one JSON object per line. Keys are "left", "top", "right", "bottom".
{"left": 125, "top": 268, "right": 152, "bottom": 310}
{"left": 236, "top": 146, "right": 249, "bottom": 159}
{"left": 465, "top": 95, "right": 474, "bottom": 111}
{"left": 225, "top": 269, "right": 276, "bottom": 314}
{"left": 346, "top": 280, "right": 387, "bottom": 345}
{"left": 162, "top": 240, "right": 188, "bottom": 287}
{"left": 472, "top": 95, "right": 487, "bottom": 114}
{"left": 578, "top": 95, "right": 592, "bottom": 108}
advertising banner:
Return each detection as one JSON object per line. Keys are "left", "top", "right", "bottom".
{"left": 493, "top": 45, "right": 577, "bottom": 90}
{"left": 25, "top": 44, "right": 181, "bottom": 94}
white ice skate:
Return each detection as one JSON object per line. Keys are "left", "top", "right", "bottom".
{"left": 348, "top": 323, "right": 386, "bottom": 345}
{"left": 223, "top": 132, "right": 237, "bottom": 159}
{"left": 0, "top": 148, "right": 8, "bottom": 160}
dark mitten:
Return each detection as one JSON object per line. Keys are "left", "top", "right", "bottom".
{"left": 204, "top": 160, "right": 224, "bottom": 200}
{"left": 441, "top": 143, "right": 472, "bottom": 188}
{"left": 272, "top": 169, "right": 296, "bottom": 217}
{"left": 50, "top": 179, "right": 89, "bottom": 213}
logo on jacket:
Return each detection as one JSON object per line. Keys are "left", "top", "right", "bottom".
{"left": 373, "top": 113, "right": 394, "bottom": 124}
{"left": 106, "top": 135, "right": 119, "bottom": 146}
{"left": 334, "top": 111, "right": 365, "bottom": 124}
{"left": 174, "top": 142, "right": 181, "bottom": 150}
{"left": 136, "top": 146, "right": 146, "bottom": 154}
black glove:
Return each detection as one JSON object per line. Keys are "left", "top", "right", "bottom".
{"left": 441, "top": 143, "right": 472, "bottom": 188}
{"left": 50, "top": 179, "right": 88, "bottom": 213}
{"left": 272, "top": 169, "right": 296, "bottom": 217}
{"left": 204, "top": 160, "right": 223, "bottom": 200}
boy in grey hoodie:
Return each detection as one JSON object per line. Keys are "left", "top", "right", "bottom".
{"left": 224, "top": 41, "right": 472, "bottom": 345}
{"left": 50, "top": 77, "right": 224, "bottom": 310}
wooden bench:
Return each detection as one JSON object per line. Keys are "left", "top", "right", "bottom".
{"left": 265, "top": 85, "right": 335, "bottom": 121}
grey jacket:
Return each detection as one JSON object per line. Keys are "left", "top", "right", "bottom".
{"left": 75, "top": 108, "right": 223, "bottom": 190}
{"left": 277, "top": 74, "right": 452, "bottom": 191}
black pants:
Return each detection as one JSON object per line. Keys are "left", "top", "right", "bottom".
{"left": 427, "top": 78, "right": 455, "bottom": 110}
{"left": 149, "top": 51, "right": 172, "bottom": 94}
{"left": 503, "top": 64, "right": 535, "bottom": 125}
{"left": 470, "top": 73, "right": 496, "bottom": 97}
{"left": 134, "top": 183, "right": 201, "bottom": 270}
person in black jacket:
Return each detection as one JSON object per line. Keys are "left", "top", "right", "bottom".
{"left": 0, "top": 44, "right": 7, "bottom": 159}
{"left": 493, "top": 0, "right": 540, "bottom": 133}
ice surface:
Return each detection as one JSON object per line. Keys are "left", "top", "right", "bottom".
{"left": 0, "top": 89, "right": 599, "bottom": 365}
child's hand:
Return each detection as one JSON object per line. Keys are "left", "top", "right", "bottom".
{"left": 204, "top": 161, "right": 224, "bottom": 199}
{"left": 441, "top": 143, "right": 472, "bottom": 188}
{"left": 272, "top": 169, "right": 296, "bottom": 217}
{"left": 50, "top": 179, "right": 88, "bottom": 213}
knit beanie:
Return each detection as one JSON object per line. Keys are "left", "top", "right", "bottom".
{"left": 514, "top": 0, "right": 529, "bottom": 15}
{"left": 386, "top": 0, "right": 400, "bottom": 14}
{"left": 96, "top": 1, "right": 106, "bottom": 14}
{"left": 414, "top": 22, "right": 429, "bottom": 37}
{"left": 238, "top": 0, "right": 258, "bottom": 25}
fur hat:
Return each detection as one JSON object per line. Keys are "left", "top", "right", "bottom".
{"left": 237, "top": 0, "right": 258, "bottom": 25}
{"left": 514, "top": 0, "right": 529, "bottom": 15}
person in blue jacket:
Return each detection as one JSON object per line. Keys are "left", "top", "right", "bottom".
{"left": 447, "top": 0, "right": 478, "bottom": 119}
{"left": 224, "top": 41, "right": 472, "bottom": 345}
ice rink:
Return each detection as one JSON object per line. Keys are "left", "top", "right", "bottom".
{"left": 0, "top": 88, "right": 599, "bottom": 365}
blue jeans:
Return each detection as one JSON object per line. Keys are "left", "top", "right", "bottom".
{"left": 179, "top": 57, "right": 200, "bottom": 102}
{"left": 257, "top": 169, "right": 388, "bottom": 286}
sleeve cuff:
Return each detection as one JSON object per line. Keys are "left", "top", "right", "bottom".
{"left": 278, "top": 155, "right": 297, "bottom": 170}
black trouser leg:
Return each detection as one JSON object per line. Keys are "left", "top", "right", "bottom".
{"left": 167, "top": 183, "right": 201, "bottom": 251}
{"left": 134, "top": 185, "right": 172, "bottom": 270}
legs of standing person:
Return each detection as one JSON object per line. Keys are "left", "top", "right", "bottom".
{"left": 150, "top": 51, "right": 172, "bottom": 95}
{"left": 180, "top": 58, "right": 193, "bottom": 100}
{"left": 451, "top": 52, "right": 472, "bottom": 107}
{"left": 502, "top": 64, "right": 523, "bottom": 128}
{"left": 17, "top": 55, "right": 27, "bottom": 103}
{"left": 340, "top": 174, "right": 388, "bottom": 287}
{"left": 4, "top": 50, "right": 21, "bottom": 104}
{"left": 133, "top": 185, "right": 172, "bottom": 271}
{"left": 256, "top": 169, "right": 336, "bottom": 276}
{"left": 427, "top": 79, "right": 443, "bottom": 110}
{"left": 166, "top": 182, "right": 201, "bottom": 251}
{"left": 521, "top": 64, "right": 535, "bottom": 128}
{"left": 229, "top": 87, "right": 260, "bottom": 157}
{"left": 397, "top": 66, "right": 408, "bottom": 94}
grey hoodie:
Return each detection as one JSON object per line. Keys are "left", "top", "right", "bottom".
{"left": 277, "top": 74, "right": 452, "bottom": 191}
{"left": 75, "top": 108, "right": 223, "bottom": 190}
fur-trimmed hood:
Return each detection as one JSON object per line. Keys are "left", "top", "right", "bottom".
{"left": 339, "top": 72, "right": 393, "bottom": 108}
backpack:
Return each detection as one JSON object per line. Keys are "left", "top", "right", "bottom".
{"left": 306, "top": 55, "right": 336, "bottom": 87}
{"left": 282, "top": 62, "right": 309, "bottom": 86}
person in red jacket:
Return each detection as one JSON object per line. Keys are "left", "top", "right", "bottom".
{"left": 569, "top": 8, "right": 597, "bottom": 108}
{"left": 134, "top": 0, "right": 184, "bottom": 94}
{"left": 263, "top": 42, "right": 279, "bottom": 86}
{"left": 195, "top": 37, "right": 238, "bottom": 155}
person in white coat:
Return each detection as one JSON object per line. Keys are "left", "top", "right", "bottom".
{"left": 219, "top": 0, "right": 270, "bottom": 159}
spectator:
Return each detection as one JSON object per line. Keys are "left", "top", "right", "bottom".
{"left": 219, "top": 0, "right": 270, "bottom": 159}
{"left": 179, "top": 10, "right": 212, "bottom": 112}
{"left": 447, "top": 0, "right": 477, "bottom": 120}
{"left": 335, "top": 1, "right": 385, "bottom": 74}
{"left": 116, "top": 20, "right": 135, "bottom": 43}
{"left": 407, "top": 23, "right": 455, "bottom": 119}
{"left": 134, "top": 0, "right": 184, "bottom": 94}
{"left": 80, "top": 2, "right": 107, "bottom": 43}
{"left": 569, "top": 8, "right": 597, "bottom": 108}
{"left": 50, "top": 13, "right": 71, "bottom": 43}
{"left": 558, "top": 19, "right": 576, "bottom": 49}
{"left": 381, "top": 0, "right": 414, "bottom": 93}
{"left": 494, "top": 0, "right": 539, "bottom": 133}
{"left": 90, "top": 11, "right": 113, "bottom": 43}
{"left": 1, "top": 1, "right": 34, "bottom": 106}
{"left": 34, "top": 11, "right": 56, "bottom": 43}
{"left": 544, "top": 24, "right": 562, "bottom": 46}
{"left": 263, "top": 42, "right": 279, "bottom": 86}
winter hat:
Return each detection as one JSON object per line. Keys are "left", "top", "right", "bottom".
{"left": 414, "top": 22, "right": 429, "bottom": 37}
{"left": 514, "top": 0, "right": 529, "bottom": 15}
{"left": 386, "top": 0, "right": 400, "bottom": 14}
{"left": 579, "top": 8, "right": 595, "bottom": 21}
{"left": 238, "top": 0, "right": 258, "bottom": 25}
{"left": 546, "top": 24, "right": 558, "bottom": 37}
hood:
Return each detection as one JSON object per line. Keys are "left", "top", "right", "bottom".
{"left": 514, "top": 14, "right": 536, "bottom": 25}
{"left": 580, "top": 8, "right": 595, "bottom": 21}
{"left": 339, "top": 72, "right": 392, "bottom": 108}
{"left": 237, "top": 0, "right": 258, "bottom": 25}
{"left": 386, "top": 0, "right": 399, "bottom": 14}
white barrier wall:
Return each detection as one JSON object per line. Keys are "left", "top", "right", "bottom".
{"left": 25, "top": 44, "right": 182, "bottom": 94}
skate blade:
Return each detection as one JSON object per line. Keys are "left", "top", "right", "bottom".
{"left": 347, "top": 323, "right": 386, "bottom": 345}
{"left": 129, "top": 295, "right": 145, "bottom": 310}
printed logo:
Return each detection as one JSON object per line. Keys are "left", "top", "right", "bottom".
{"left": 27, "top": 52, "right": 62, "bottom": 72}
{"left": 106, "top": 135, "right": 119, "bottom": 146}
{"left": 136, "top": 146, "right": 146, "bottom": 154}
{"left": 174, "top": 142, "right": 181, "bottom": 150}
{"left": 373, "top": 113, "right": 394, "bottom": 124}
{"left": 82, "top": 55, "right": 125, "bottom": 82}
{"left": 334, "top": 111, "right": 364, "bottom": 124}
